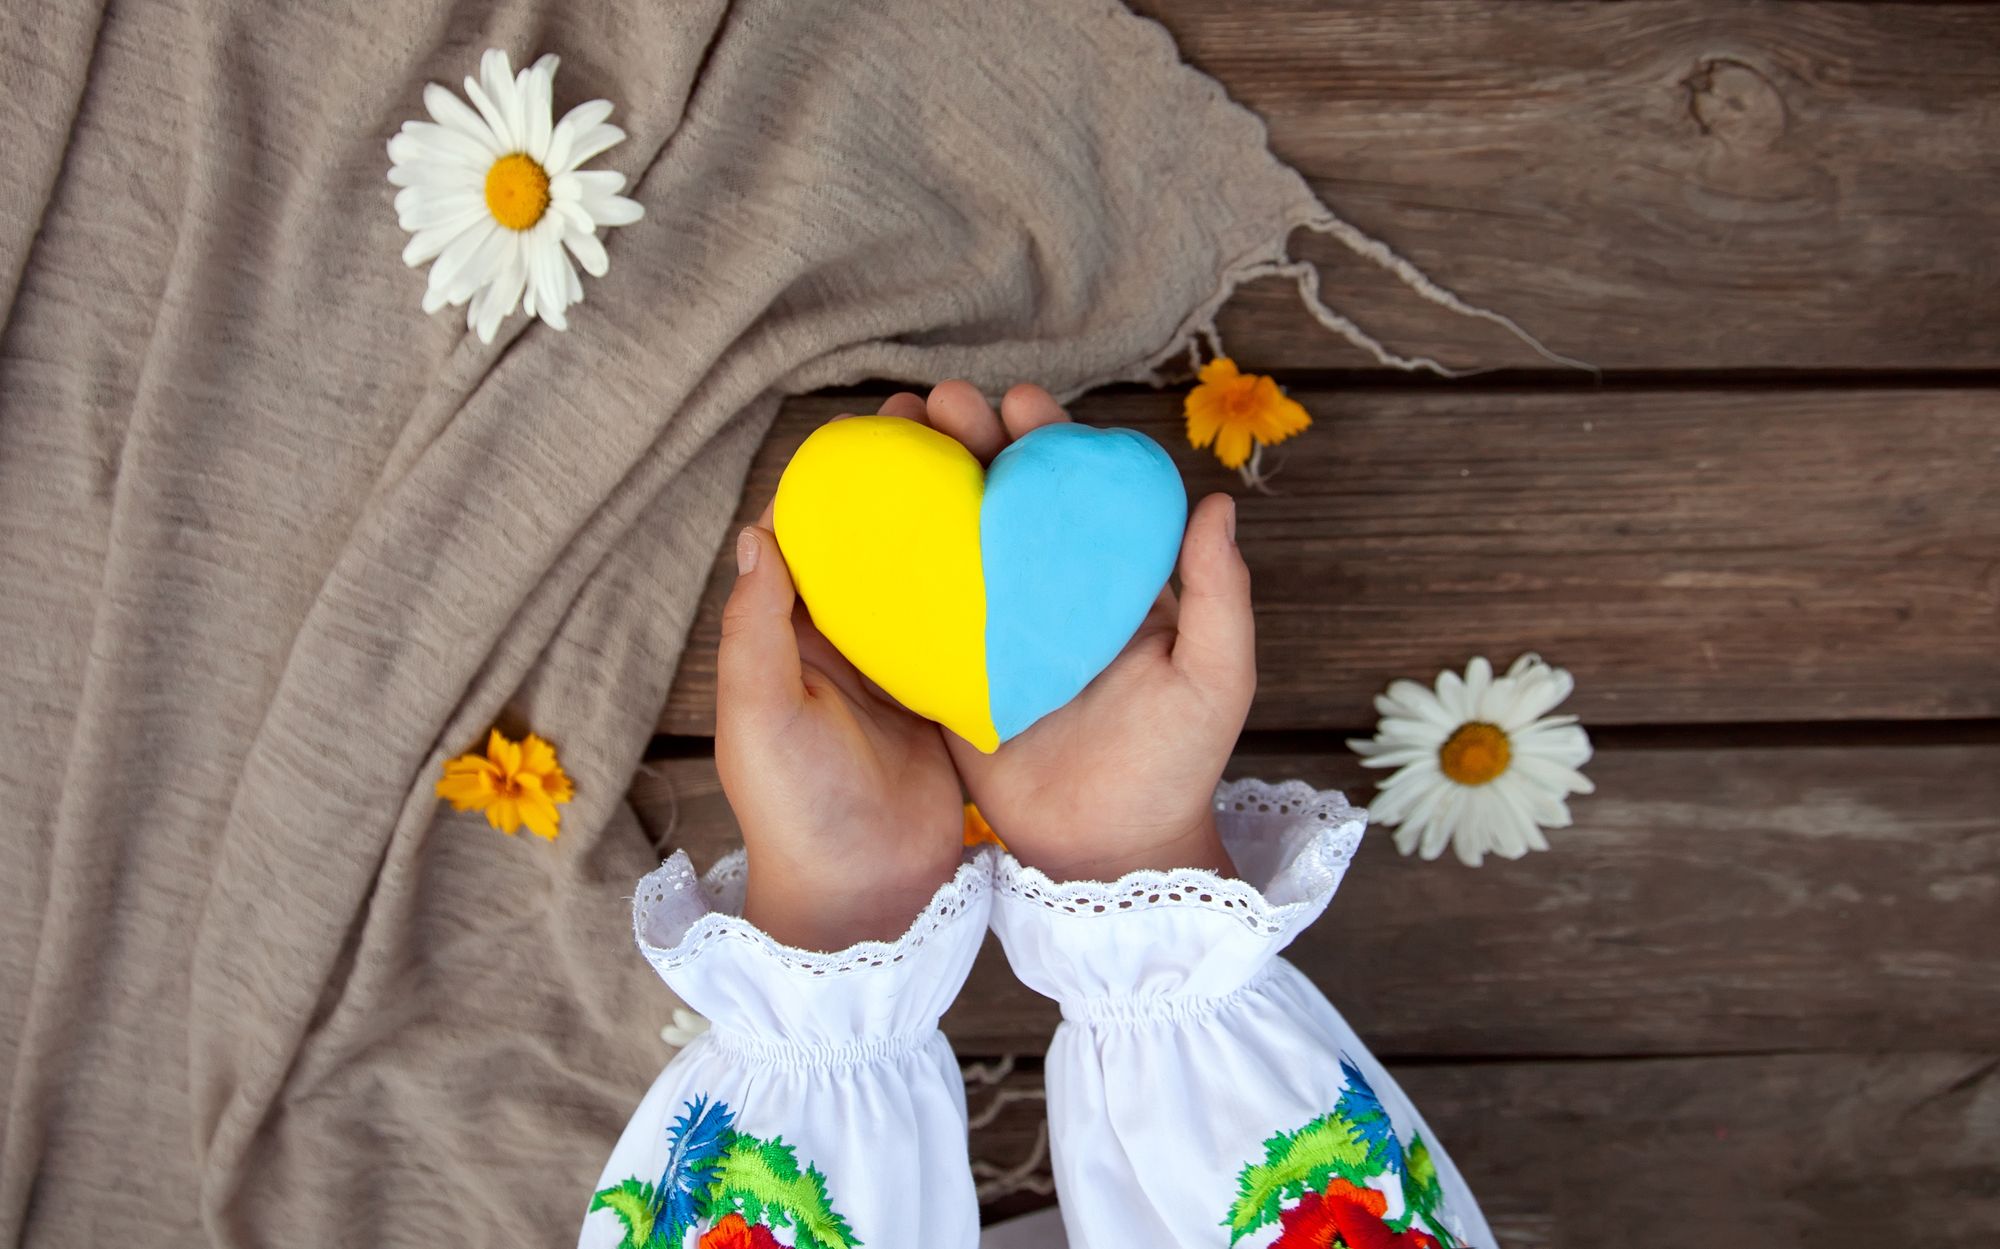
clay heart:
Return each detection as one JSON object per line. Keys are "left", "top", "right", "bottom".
{"left": 773, "top": 416, "right": 1187, "bottom": 752}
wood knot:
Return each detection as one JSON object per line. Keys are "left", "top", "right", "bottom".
{"left": 1682, "top": 56, "right": 1786, "bottom": 148}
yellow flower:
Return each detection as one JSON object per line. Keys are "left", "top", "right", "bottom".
{"left": 962, "top": 802, "right": 1004, "bottom": 849}
{"left": 436, "top": 728, "right": 574, "bottom": 840}
{"left": 1184, "top": 357, "right": 1312, "bottom": 471}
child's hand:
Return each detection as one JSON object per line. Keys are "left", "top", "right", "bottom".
{"left": 924, "top": 382, "right": 1255, "bottom": 881}
{"left": 716, "top": 397, "right": 967, "bottom": 950}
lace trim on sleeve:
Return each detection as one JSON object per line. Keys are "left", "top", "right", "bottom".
{"left": 990, "top": 780, "right": 1365, "bottom": 937}
{"left": 633, "top": 846, "right": 998, "bottom": 978}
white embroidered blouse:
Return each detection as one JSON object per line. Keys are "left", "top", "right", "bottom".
{"left": 577, "top": 782, "right": 1494, "bottom": 1249}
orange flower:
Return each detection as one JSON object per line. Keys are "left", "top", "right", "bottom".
{"left": 435, "top": 728, "right": 574, "bottom": 840}
{"left": 698, "top": 1214, "right": 781, "bottom": 1249}
{"left": 1184, "top": 356, "right": 1311, "bottom": 471}
{"left": 962, "top": 802, "right": 1004, "bottom": 849}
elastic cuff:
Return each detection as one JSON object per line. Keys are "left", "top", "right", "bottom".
{"left": 988, "top": 782, "right": 1364, "bottom": 1011}
{"left": 632, "top": 846, "right": 998, "bottom": 1052}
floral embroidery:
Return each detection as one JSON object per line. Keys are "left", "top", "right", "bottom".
{"left": 591, "top": 1096, "right": 860, "bottom": 1249}
{"left": 1225, "top": 1058, "right": 1457, "bottom": 1248}
{"left": 699, "top": 1214, "right": 782, "bottom": 1249}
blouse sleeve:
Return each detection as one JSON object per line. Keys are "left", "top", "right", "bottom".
{"left": 987, "top": 780, "right": 1495, "bottom": 1249}
{"left": 578, "top": 846, "right": 997, "bottom": 1249}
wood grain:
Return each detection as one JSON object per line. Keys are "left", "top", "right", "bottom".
{"left": 658, "top": 389, "right": 2000, "bottom": 734}
{"left": 629, "top": 739, "right": 2000, "bottom": 1057}
{"left": 962, "top": 1052, "right": 2000, "bottom": 1247}
{"left": 1128, "top": 1, "right": 2000, "bottom": 372}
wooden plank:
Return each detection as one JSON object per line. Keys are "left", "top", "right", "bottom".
{"left": 660, "top": 389, "right": 2000, "bottom": 734}
{"left": 629, "top": 740, "right": 2000, "bottom": 1057}
{"left": 1131, "top": 1, "right": 2000, "bottom": 372}
{"left": 962, "top": 1052, "right": 2000, "bottom": 1248}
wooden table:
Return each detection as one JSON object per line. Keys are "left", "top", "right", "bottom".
{"left": 636, "top": 4, "right": 2000, "bottom": 1244}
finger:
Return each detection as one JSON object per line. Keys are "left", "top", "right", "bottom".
{"left": 1170, "top": 494, "right": 1256, "bottom": 701}
{"left": 926, "top": 379, "right": 1007, "bottom": 463}
{"left": 877, "top": 391, "right": 929, "bottom": 424}
{"left": 998, "top": 383, "right": 1070, "bottom": 440}
{"left": 717, "top": 525, "right": 805, "bottom": 730}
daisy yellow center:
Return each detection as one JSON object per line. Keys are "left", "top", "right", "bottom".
{"left": 485, "top": 153, "right": 550, "bottom": 231}
{"left": 1439, "top": 722, "right": 1512, "bottom": 786}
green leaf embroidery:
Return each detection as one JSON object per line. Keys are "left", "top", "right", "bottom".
{"left": 1223, "top": 1112, "right": 1374, "bottom": 1243}
{"left": 587, "top": 1177, "right": 657, "bottom": 1249}
{"left": 707, "top": 1132, "right": 862, "bottom": 1249}
{"left": 1399, "top": 1135, "right": 1456, "bottom": 1247}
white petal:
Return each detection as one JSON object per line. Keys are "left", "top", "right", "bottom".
{"left": 1511, "top": 752, "right": 1596, "bottom": 797}
{"left": 390, "top": 124, "right": 491, "bottom": 170}
{"left": 428, "top": 218, "right": 501, "bottom": 303}
{"left": 557, "top": 97, "right": 615, "bottom": 135}
{"left": 557, "top": 123, "right": 625, "bottom": 174}
{"left": 556, "top": 168, "right": 626, "bottom": 200}
{"left": 549, "top": 198, "right": 597, "bottom": 235}
{"left": 563, "top": 252, "right": 583, "bottom": 303}
{"left": 1379, "top": 680, "right": 1454, "bottom": 730}
{"left": 1513, "top": 722, "right": 1594, "bottom": 769}
{"left": 421, "top": 284, "right": 450, "bottom": 314}
{"left": 489, "top": 56, "right": 529, "bottom": 155}
{"left": 1434, "top": 668, "right": 1471, "bottom": 722}
{"left": 396, "top": 189, "right": 483, "bottom": 232}
{"left": 526, "top": 231, "right": 571, "bottom": 330}
{"left": 463, "top": 75, "right": 514, "bottom": 152}
{"left": 581, "top": 194, "right": 643, "bottom": 228}
{"left": 487, "top": 236, "right": 529, "bottom": 335}
{"left": 523, "top": 62, "right": 554, "bottom": 164}
{"left": 446, "top": 225, "right": 512, "bottom": 306}
{"left": 1464, "top": 656, "right": 1494, "bottom": 719}
{"left": 424, "top": 82, "right": 502, "bottom": 153}
{"left": 403, "top": 217, "right": 482, "bottom": 267}
{"left": 1420, "top": 786, "right": 1465, "bottom": 861}
{"left": 388, "top": 159, "right": 484, "bottom": 191}
{"left": 1501, "top": 665, "right": 1577, "bottom": 731}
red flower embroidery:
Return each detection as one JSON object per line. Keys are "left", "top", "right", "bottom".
{"left": 698, "top": 1213, "right": 782, "bottom": 1249}
{"left": 1272, "top": 1180, "right": 1440, "bottom": 1249}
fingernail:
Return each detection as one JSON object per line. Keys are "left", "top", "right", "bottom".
{"left": 735, "top": 528, "right": 760, "bottom": 575}
{"left": 1223, "top": 496, "right": 1237, "bottom": 544}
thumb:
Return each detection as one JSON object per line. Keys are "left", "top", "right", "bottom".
{"left": 717, "top": 525, "right": 804, "bottom": 733}
{"left": 1171, "top": 494, "right": 1256, "bottom": 705}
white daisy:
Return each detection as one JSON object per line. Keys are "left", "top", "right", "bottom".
{"left": 1348, "top": 654, "right": 1594, "bottom": 867}
{"left": 387, "top": 49, "right": 643, "bottom": 343}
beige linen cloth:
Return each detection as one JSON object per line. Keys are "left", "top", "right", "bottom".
{"left": 0, "top": 1, "right": 1493, "bottom": 1245}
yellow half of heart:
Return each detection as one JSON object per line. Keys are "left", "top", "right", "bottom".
{"left": 773, "top": 417, "right": 1000, "bottom": 752}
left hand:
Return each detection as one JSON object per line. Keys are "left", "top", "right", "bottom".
{"left": 919, "top": 381, "right": 1257, "bottom": 882}
{"left": 714, "top": 394, "right": 968, "bottom": 950}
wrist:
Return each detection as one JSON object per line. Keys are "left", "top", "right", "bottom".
{"left": 741, "top": 842, "right": 962, "bottom": 951}
{"left": 1013, "top": 812, "right": 1235, "bottom": 883}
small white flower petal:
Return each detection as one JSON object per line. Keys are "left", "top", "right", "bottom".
{"left": 583, "top": 194, "right": 644, "bottom": 227}
{"left": 523, "top": 61, "right": 554, "bottom": 163}
{"left": 1420, "top": 786, "right": 1465, "bottom": 861}
{"left": 428, "top": 217, "right": 500, "bottom": 302}
{"left": 1380, "top": 680, "right": 1454, "bottom": 730}
{"left": 421, "top": 284, "right": 450, "bottom": 314}
{"left": 424, "top": 82, "right": 502, "bottom": 154}
{"left": 402, "top": 217, "right": 482, "bottom": 268}
{"left": 1464, "top": 655, "right": 1494, "bottom": 719}
{"left": 1510, "top": 752, "right": 1596, "bottom": 797}
{"left": 561, "top": 123, "right": 626, "bottom": 173}
{"left": 557, "top": 168, "right": 626, "bottom": 200}
{"left": 491, "top": 57, "right": 530, "bottom": 154}
{"left": 389, "top": 159, "right": 484, "bottom": 191}
{"left": 390, "top": 124, "right": 490, "bottom": 171}
{"left": 463, "top": 75, "right": 514, "bottom": 152}
{"left": 396, "top": 189, "right": 483, "bottom": 232}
